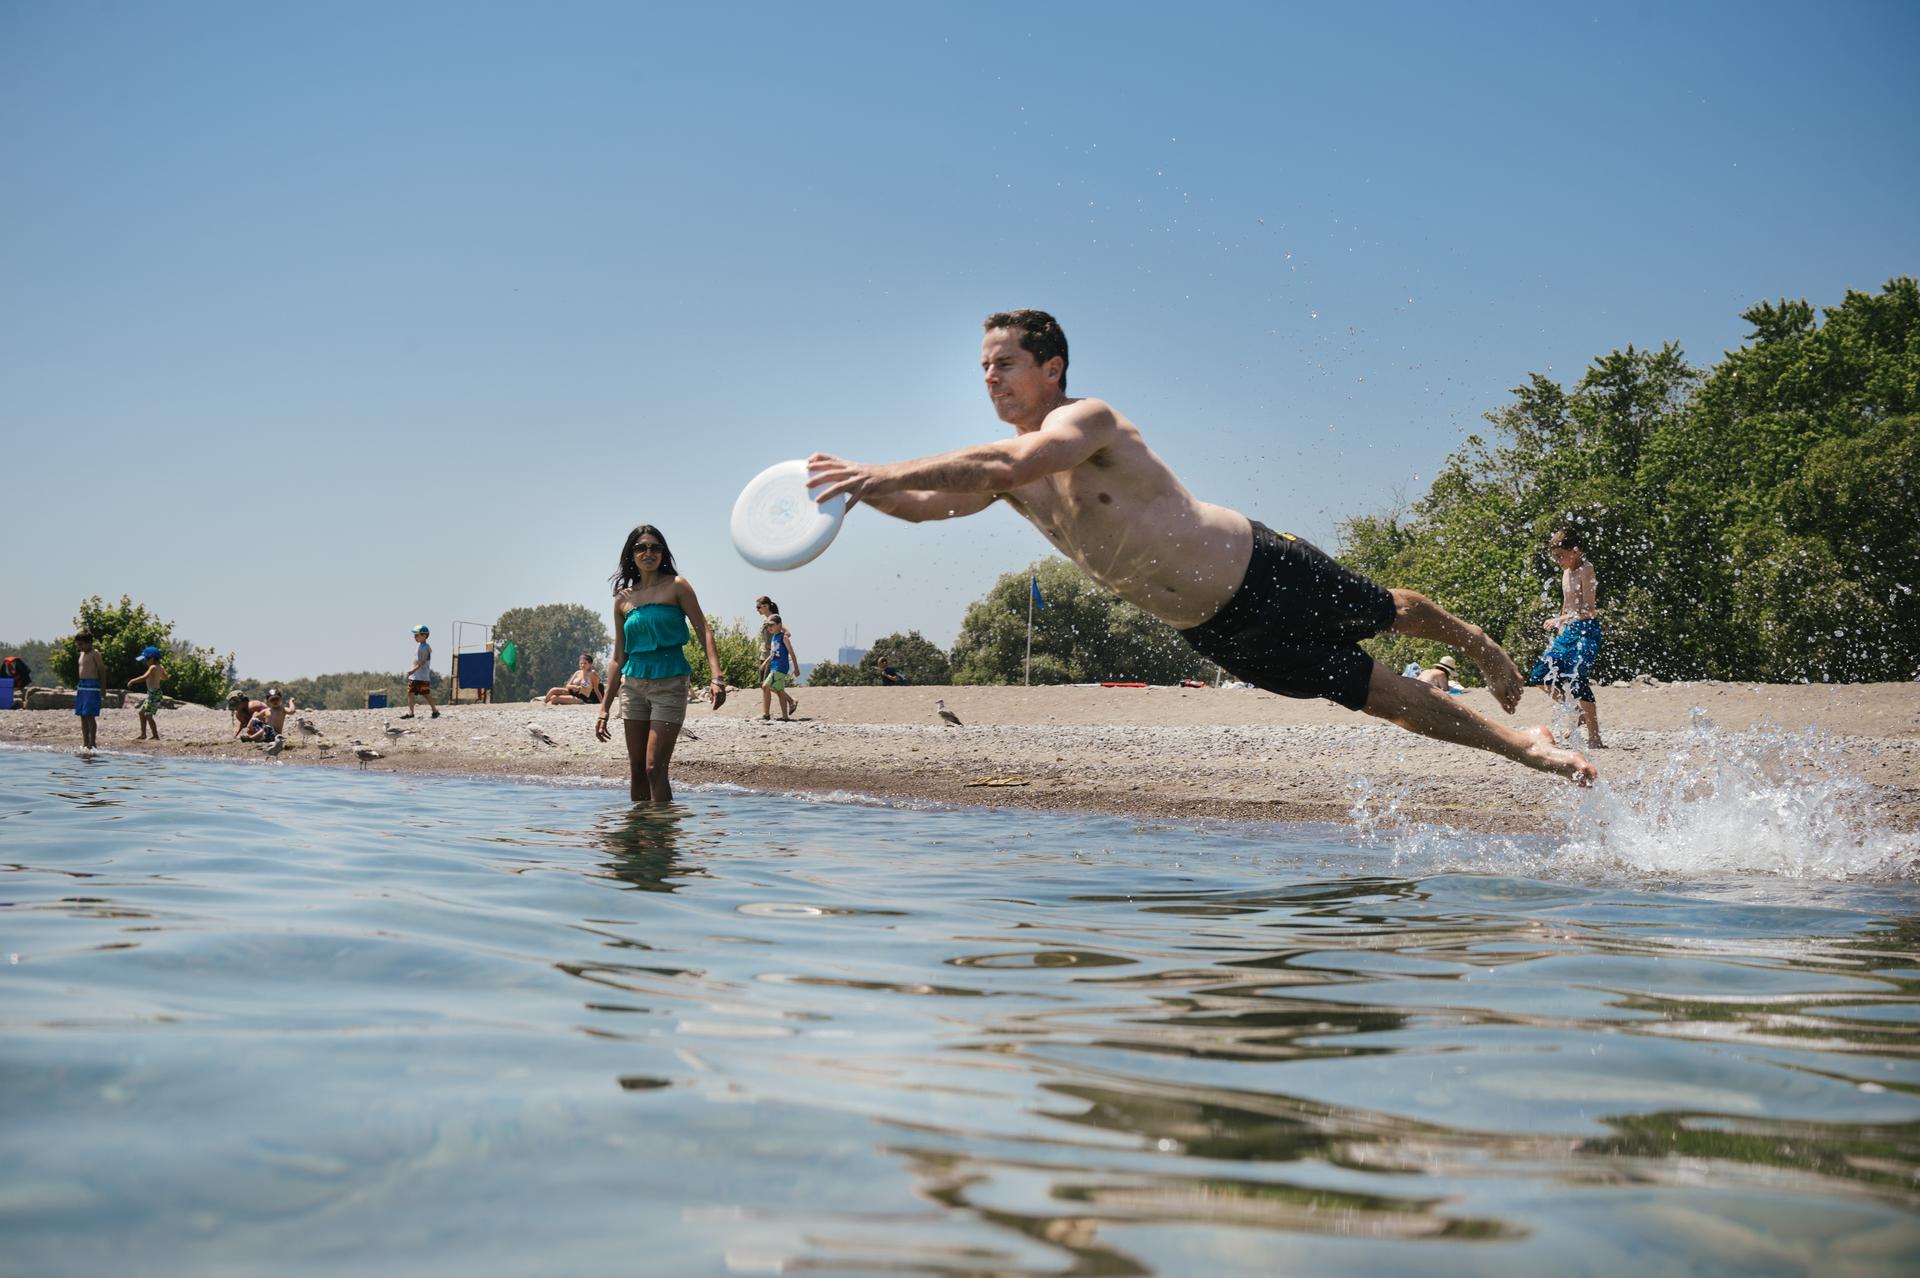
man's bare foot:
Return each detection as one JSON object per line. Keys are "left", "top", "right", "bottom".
{"left": 1521, "top": 725, "right": 1596, "bottom": 784}
{"left": 1588, "top": 739, "right": 1608, "bottom": 750}
{"left": 1475, "top": 642, "right": 1525, "bottom": 713}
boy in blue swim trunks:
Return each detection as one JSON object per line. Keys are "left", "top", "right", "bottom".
{"left": 1527, "top": 529, "right": 1605, "bottom": 750}
{"left": 74, "top": 631, "right": 103, "bottom": 749}
{"left": 807, "top": 310, "right": 1597, "bottom": 784}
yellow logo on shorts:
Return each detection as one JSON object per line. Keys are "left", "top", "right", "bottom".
{"left": 1279, "top": 532, "right": 1297, "bottom": 540}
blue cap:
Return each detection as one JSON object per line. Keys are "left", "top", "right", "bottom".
{"left": 412, "top": 624, "right": 429, "bottom": 636}
{"left": 139, "top": 646, "right": 162, "bottom": 660}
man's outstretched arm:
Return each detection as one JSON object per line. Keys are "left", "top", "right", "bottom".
{"left": 807, "top": 400, "right": 1116, "bottom": 510}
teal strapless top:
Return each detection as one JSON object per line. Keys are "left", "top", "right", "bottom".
{"left": 621, "top": 603, "right": 692, "bottom": 680}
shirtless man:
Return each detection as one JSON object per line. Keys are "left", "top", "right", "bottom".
{"left": 805, "top": 309, "right": 1594, "bottom": 783}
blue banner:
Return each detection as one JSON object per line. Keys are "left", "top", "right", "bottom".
{"left": 1030, "top": 576, "right": 1045, "bottom": 610}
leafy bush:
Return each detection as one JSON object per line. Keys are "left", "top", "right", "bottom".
{"left": 232, "top": 671, "right": 438, "bottom": 711}
{"left": 0, "top": 638, "right": 57, "bottom": 686}
{"left": 803, "top": 660, "right": 871, "bottom": 687}
{"left": 48, "top": 596, "right": 234, "bottom": 706}
{"left": 857, "top": 630, "right": 952, "bottom": 685}
{"left": 493, "top": 603, "right": 611, "bottom": 703}
{"left": 683, "top": 615, "right": 763, "bottom": 689}
{"left": 950, "top": 559, "right": 1217, "bottom": 685}
{"left": 1340, "top": 278, "right": 1920, "bottom": 684}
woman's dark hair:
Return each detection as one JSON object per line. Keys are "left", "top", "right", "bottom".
{"left": 755, "top": 595, "right": 778, "bottom": 613}
{"left": 1547, "top": 528, "right": 1583, "bottom": 552}
{"left": 579, "top": 652, "right": 596, "bottom": 664}
{"left": 612, "top": 524, "right": 680, "bottom": 591}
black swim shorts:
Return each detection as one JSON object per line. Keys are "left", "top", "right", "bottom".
{"left": 1178, "top": 522, "right": 1396, "bottom": 712}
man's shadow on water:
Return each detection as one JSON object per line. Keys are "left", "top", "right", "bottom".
{"left": 592, "top": 803, "right": 708, "bottom": 894}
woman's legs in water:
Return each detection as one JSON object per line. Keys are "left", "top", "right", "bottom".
{"left": 621, "top": 717, "right": 683, "bottom": 802}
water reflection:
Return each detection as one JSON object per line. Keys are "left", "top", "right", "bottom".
{"left": 592, "top": 802, "right": 699, "bottom": 893}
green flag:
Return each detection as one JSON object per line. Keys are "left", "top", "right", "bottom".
{"left": 498, "top": 640, "right": 518, "bottom": 671}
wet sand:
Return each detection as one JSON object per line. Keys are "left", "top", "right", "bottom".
{"left": 3, "top": 681, "right": 1916, "bottom": 831}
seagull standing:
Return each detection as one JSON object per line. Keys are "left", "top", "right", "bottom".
{"left": 383, "top": 721, "right": 409, "bottom": 742}
{"left": 526, "top": 723, "right": 559, "bottom": 748}
{"left": 935, "top": 699, "right": 963, "bottom": 728}
{"left": 263, "top": 736, "right": 285, "bottom": 758}
{"left": 354, "top": 746, "right": 384, "bottom": 769}
{"left": 294, "top": 716, "right": 323, "bottom": 742}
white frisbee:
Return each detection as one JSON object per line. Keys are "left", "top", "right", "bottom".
{"left": 731, "top": 459, "right": 848, "bottom": 571}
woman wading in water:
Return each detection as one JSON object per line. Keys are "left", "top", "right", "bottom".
{"left": 596, "top": 525, "right": 726, "bottom": 802}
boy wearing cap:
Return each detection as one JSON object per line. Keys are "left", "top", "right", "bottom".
{"left": 130, "top": 646, "right": 167, "bottom": 740}
{"left": 74, "top": 632, "right": 103, "bottom": 749}
{"left": 404, "top": 626, "right": 439, "bottom": 719}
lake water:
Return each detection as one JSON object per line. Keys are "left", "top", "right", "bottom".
{"left": 3, "top": 744, "right": 1917, "bottom": 1276}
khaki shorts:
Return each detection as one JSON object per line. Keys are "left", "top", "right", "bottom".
{"left": 618, "top": 675, "right": 689, "bottom": 725}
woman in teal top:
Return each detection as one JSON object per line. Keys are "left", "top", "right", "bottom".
{"left": 595, "top": 524, "right": 727, "bottom": 802}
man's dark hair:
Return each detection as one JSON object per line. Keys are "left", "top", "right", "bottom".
{"left": 76, "top": 632, "right": 94, "bottom": 644}
{"left": 984, "top": 309, "right": 1068, "bottom": 391}
{"left": 1547, "top": 528, "right": 1582, "bottom": 551}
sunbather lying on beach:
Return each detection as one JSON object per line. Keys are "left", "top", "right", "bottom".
{"left": 806, "top": 309, "right": 1595, "bottom": 784}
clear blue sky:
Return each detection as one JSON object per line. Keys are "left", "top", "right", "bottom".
{"left": 4, "top": 2, "right": 1916, "bottom": 679}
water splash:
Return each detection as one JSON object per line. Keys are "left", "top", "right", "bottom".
{"left": 1557, "top": 710, "right": 1918, "bottom": 881}
{"left": 1374, "top": 712, "right": 1918, "bottom": 884}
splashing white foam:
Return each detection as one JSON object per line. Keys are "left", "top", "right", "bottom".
{"left": 1366, "top": 711, "right": 1919, "bottom": 883}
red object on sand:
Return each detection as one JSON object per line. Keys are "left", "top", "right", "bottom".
{"left": 1100, "top": 682, "right": 1148, "bottom": 688}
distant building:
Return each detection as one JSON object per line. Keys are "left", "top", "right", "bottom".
{"left": 836, "top": 646, "right": 867, "bottom": 667}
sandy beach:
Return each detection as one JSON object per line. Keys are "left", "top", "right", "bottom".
{"left": 5, "top": 681, "right": 1917, "bottom": 832}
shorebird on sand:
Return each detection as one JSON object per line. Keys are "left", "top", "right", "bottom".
{"left": 354, "top": 746, "right": 384, "bottom": 769}
{"left": 526, "top": 723, "right": 559, "bottom": 747}
{"left": 936, "top": 699, "right": 963, "bottom": 728}
{"left": 263, "top": 736, "right": 285, "bottom": 757}
{"left": 294, "top": 716, "right": 323, "bottom": 741}
{"left": 383, "top": 721, "right": 409, "bottom": 741}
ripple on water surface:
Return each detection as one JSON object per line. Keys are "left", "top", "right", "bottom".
{"left": 2, "top": 747, "right": 1917, "bottom": 1276}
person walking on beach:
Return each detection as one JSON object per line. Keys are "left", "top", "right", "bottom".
{"left": 1527, "top": 529, "right": 1605, "bottom": 750}
{"left": 73, "top": 632, "right": 103, "bottom": 749}
{"left": 754, "top": 597, "right": 799, "bottom": 721}
{"left": 404, "top": 625, "right": 439, "bottom": 719}
{"left": 129, "top": 646, "right": 166, "bottom": 740}
{"left": 596, "top": 525, "right": 727, "bottom": 802}
{"left": 805, "top": 309, "right": 1595, "bottom": 783}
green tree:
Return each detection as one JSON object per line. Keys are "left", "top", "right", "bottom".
{"left": 493, "top": 603, "right": 611, "bottom": 703}
{"left": 49, "top": 595, "right": 234, "bottom": 706}
{"left": 1340, "top": 278, "right": 1920, "bottom": 684}
{"left": 950, "top": 558, "right": 1216, "bottom": 685}
{"left": 859, "top": 630, "right": 952, "bottom": 685}
{"left": 683, "top": 615, "right": 762, "bottom": 690}
{"left": 804, "top": 660, "right": 871, "bottom": 687}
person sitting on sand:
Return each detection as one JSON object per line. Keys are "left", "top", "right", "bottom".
{"left": 805, "top": 309, "right": 1595, "bottom": 784}
{"left": 227, "top": 690, "right": 265, "bottom": 737}
{"left": 263, "top": 688, "right": 292, "bottom": 736}
{"left": 240, "top": 706, "right": 276, "bottom": 743}
{"left": 1415, "top": 655, "right": 1461, "bottom": 691}
{"left": 544, "top": 654, "right": 604, "bottom": 706}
